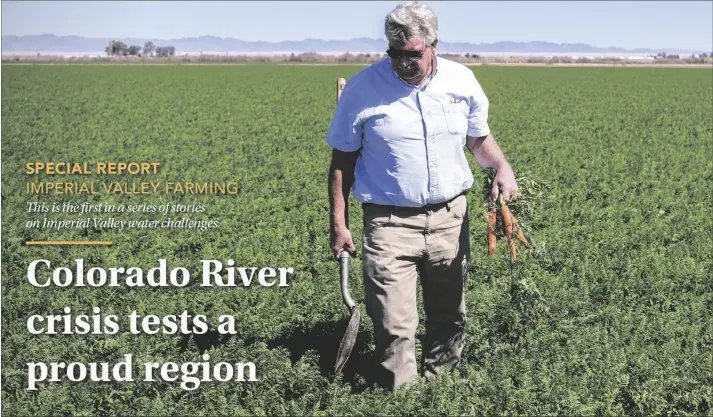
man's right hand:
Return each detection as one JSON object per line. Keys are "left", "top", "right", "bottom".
{"left": 331, "top": 226, "right": 356, "bottom": 258}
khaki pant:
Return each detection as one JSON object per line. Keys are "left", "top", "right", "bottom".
{"left": 361, "top": 194, "right": 470, "bottom": 391}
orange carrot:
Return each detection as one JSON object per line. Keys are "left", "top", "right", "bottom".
{"left": 498, "top": 195, "right": 516, "bottom": 259}
{"left": 512, "top": 215, "right": 530, "bottom": 248}
{"left": 487, "top": 207, "right": 497, "bottom": 255}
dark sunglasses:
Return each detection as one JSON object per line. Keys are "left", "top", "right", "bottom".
{"left": 386, "top": 46, "right": 428, "bottom": 60}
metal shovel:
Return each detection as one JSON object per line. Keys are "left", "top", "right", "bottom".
{"left": 334, "top": 251, "right": 360, "bottom": 376}
{"left": 333, "top": 79, "right": 359, "bottom": 376}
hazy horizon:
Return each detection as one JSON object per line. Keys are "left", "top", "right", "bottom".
{"left": 3, "top": 1, "right": 712, "bottom": 51}
{"left": 3, "top": 34, "right": 710, "bottom": 54}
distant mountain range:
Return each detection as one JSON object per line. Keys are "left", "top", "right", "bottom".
{"left": 1, "top": 34, "right": 706, "bottom": 55}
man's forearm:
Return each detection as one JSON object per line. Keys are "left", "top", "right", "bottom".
{"left": 466, "top": 133, "right": 509, "bottom": 169}
{"left": 328, "top": 149, "right": 358, "bottom": 231}
{"left": 329, "top": 168, "right": 351, "bottom": 231}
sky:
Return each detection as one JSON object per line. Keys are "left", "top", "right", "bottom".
{"left": 2, "top": 1, "right": 712, "bottom": 51}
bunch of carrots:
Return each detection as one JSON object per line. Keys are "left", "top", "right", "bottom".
{"left": 487, "top": 193, "right": 531, "bottom": 259}
{"left": 481, "top": 167, "right": 543, "bottom": 259}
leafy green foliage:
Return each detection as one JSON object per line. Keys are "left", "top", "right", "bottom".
{"left": 2, "top": 64, "right": 712, "bottom": 415}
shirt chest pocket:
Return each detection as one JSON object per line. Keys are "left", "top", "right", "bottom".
{"left": 441, "top": 103, "right": 468, "bottom": 135}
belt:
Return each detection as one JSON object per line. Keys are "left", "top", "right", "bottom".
{"left": 362, "top": 191, "right": 467, "bottom": 214}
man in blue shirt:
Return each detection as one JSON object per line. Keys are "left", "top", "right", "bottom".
{"left": 327, "top": 1, "right": 519, "bottom": 391}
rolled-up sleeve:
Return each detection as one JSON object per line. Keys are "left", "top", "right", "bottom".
{"left": 466, "top": 73, "right": 491, "bottom": 138}
{"left": 326, "top": 81, "right": 363, "bottom": 152}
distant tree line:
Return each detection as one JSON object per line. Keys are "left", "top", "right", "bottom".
{"left": 656, "top": 52, "right": 710, "bottom": 59}
{"left": 104, "top": 40, "right": 175, "bottom": 57}
{"left": 97, "top": 41, "right": 710, "bottom": 61}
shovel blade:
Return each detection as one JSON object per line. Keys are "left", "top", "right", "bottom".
{"left": 334, "top": 307, "right": 360, "bottom": 375}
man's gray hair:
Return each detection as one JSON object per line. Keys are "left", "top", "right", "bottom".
{"left": 384, "top": 1, "right": 439, "bottom": 47}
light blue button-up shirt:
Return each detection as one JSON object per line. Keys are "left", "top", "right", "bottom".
{"left": 326, "top": 56, "right": 491, "bottom": 207}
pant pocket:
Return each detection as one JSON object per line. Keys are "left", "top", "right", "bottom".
{"left": 451, "top": 195, "right": 468, "bottom": 219}
{"left": 363, "top": 205, "right": 392, "bottom": 229}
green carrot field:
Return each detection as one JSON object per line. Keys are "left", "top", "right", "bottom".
{"left": 2, "top": 64, "right": 712, "bottom": 416}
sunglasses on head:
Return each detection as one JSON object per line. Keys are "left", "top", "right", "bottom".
{"left": 386, "top": 46, "right": 428, "bottom": 60}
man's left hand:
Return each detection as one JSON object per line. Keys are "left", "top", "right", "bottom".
{"left": 491, "top": 162, "right": 518, "bottom": 203}
{"left": 465, "top": 134, "right": 519, "bottom": 203}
